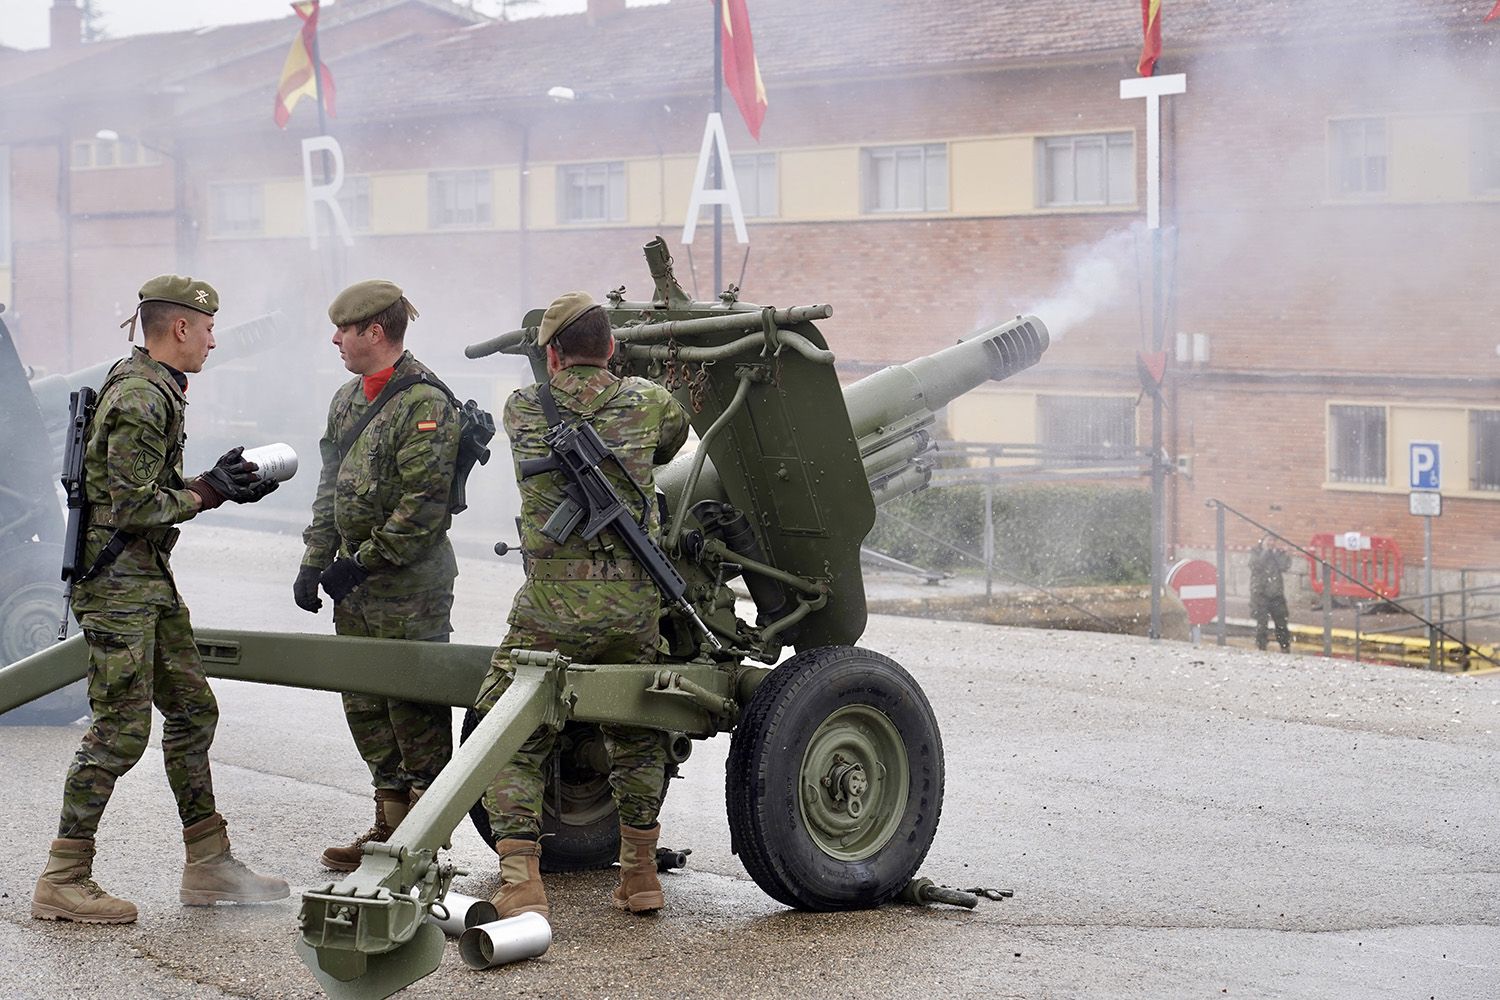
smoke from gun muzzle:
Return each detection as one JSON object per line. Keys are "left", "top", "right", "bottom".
{"left": 963, "top": 316, "right": 1050, "bottom": 382}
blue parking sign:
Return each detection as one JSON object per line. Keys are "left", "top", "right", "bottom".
{"left": 1410, "top": 441, "right": 1440, "bottom": 490}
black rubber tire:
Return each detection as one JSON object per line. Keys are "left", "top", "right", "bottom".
{"left": 0, "top": 543, "right": 89, "bottom": 727}
{"left": 459, "top": 712, "right": 632, "bottom": 873}
{"left": 725, "top": 645, "right": 944, "bottom": 911}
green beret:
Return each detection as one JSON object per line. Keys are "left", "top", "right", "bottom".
{"left": 329, "top": 279, "right": 405, "bottom": 327}
{"left": 138, "top": 274, "right": 218, "bottom": 315}
{"left": 538, "top": 291, "right": 600, "bottom": 348}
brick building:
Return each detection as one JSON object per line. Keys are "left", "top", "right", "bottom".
{"left": 1, "top": 0, "right": 1496, "bottom": 586}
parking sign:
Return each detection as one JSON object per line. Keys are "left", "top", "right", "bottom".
{"left": 1410, "top": 441, "right": 1440, "bottom": 490}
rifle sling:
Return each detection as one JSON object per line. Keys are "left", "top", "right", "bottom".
{"left": 535, "top": 379, "right": 651, "bottom": 527}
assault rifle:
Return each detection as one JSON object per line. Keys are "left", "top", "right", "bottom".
{"left": 57, "top": 387, "right": 96, "bottom": 639}
{"left": 518, "top": 389, "right": 723, "bottom": 653}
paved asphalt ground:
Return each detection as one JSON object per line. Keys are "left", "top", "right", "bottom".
{"left": 1, "top": 527, "right": 1497, "bottom": 1000}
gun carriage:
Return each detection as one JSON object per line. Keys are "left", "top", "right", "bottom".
{"left": 0, "top": 240, "right": 1048, "bottom": 998}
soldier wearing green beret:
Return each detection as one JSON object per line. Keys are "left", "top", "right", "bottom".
{"left": 296, "top": 279, "right": 462, "bottom": 870}
{"left": 474, "top": 290, "right": 690, "bottom": 920}
{"left": 33, "top": 275, "right": 288, "bottom": 925}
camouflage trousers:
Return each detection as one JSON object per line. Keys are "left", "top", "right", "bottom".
{"left": 334, "top": 586, "right": 455, "bottom": 793}
{"left": 1252, "top": 591, "right": 1292, "bottom": 652}
{"left": 58, "top": 596, "right": 218, "bottom": 840}
{"left": 476, "top": 626, "right": 665, "bottom": 838}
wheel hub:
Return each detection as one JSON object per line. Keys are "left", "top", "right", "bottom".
{"left": 0, "top": 582, "right": 63, "bottom": 665}
{"left": 798, "top": 705, "right": 909, "bottom": 861}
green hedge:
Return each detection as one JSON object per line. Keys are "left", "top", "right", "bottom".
{"left": 865, "top": 484, "right": 1150, "bottom": 585}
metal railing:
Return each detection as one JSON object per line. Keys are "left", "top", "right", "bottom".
{"left": 1207, "top": 499, "right": 1499, "bottom": 671}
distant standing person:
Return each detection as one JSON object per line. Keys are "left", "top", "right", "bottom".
{"left": 294, "top": 280, "right": 462, "bottom": 871}
{"left": 1249, "top": 537, "right": 1293, "bottom": 653}
{"left": 33, "top": 275, "right": 287, "bottom": 925}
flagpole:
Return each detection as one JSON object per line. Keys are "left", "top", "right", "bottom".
{"left": 712, "top": 0, "right": 723, "bottom": 299}
{"left": 309, "top": 2, "right": 330, "bottom": 156}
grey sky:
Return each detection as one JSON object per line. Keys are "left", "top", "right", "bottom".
{"left": 0, "top": 1, "right": 669, "bottom": 52}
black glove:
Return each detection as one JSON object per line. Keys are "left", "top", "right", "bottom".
{"left": 293, "top": 564, "right": 324, "bottom": 613}
{"left": 193, "top": 446, "right": 272, "bottom": 506}
{"left": 319, "top": 557, "right": 369, "bottom": 603}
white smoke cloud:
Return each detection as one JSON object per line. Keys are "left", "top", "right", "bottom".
{"left": 1018, "top": 222, "right": 1146, "bottom": 341}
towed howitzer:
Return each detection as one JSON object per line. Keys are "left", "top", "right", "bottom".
{"left": 0, "top": 240, "right": 1048, "bottom": 999}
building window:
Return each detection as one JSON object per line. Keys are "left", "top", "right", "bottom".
{"left": 731, "top": 152, "right": 777, "bottom": 218}
{"left": 318, "top": 175, "right": 372, "bottom": 236}
{"left": 558, "top": 162, "right": 626, "bottom": 224}
{"left": 71, "top": 137, "right": 163, "bottom": 170}
{"left": 1472, "top": 410, "right": 1500, "bottom": 492}
{"left": 1473, "top": 112, "right": 1500, "bottom": 195}
{"left": 1328, "top": 404, "right": 1386, "bottom": 484}
{"left": 1037, "top": 395, "right": 1136, "bottom": 455}
{"left": 208, "top": 182, "right": 264, "bottom": 236}
{"left": 1329, "top": 117, "right": 1387, "bottom": 196}
{"left": 861, "top": 143, "right": 948, "bottom": 213}
{"left": 428, "top": 169, "right": 492, "bottom": 228}
{"left": 1037, "top": 133, "right": 1134, "bottom": 207}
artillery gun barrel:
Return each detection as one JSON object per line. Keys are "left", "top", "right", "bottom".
{"left": 28, "top": 311, "right": 291, "bottom": 432}
{"left": 844, "top": 314, "right": 1048, "bottom": 444}
{"left": 659, "top": 314, "right": 1049, "bottom": 513}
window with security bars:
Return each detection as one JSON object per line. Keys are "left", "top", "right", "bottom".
{"left": 1328, "top": 405, "right": 1387, "bottom": 484}
{"left": 861, "top": 144, "right": 947, "bottom": 213}
{"left": 1037, "top": 396, "right": 1136, "bottom": 455}
{"left": 1472, "top": 410, "right": 1500, "bottom": 492}
{"left": 317, "top": 175, "right": 372, "bottom": 237}
{"left": 731, "top": 152, "right": 778, "bottom": 218}
{"left": 1038, "top": 133, "right": 1134, "bottom": 207}
{"left": 558, "top": 162, "right": 626, "bottom": 224}
{"left": 428, "top": 169, "right": 492, "bottom": 228}
{"left": 1329, "top": 117, "right": 1387, "bottom": 196}
{"left": 1473, "top": 113, "right": 1500, "bottom": 195}
{"left": 208, "top": 182, "right": 263, "bottom": 236}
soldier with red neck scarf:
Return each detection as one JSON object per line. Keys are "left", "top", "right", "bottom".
{"left": 295, "top": 279, "right": 462, "bottom": 870}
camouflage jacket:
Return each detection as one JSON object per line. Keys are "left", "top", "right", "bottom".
{"left": 1249, "top": 545, "right": 1291, "bottom": 599}
{"left": 76, "top": 347, "right": 199, "bottom": 607}
{"left": 302, "top": 351, "right": 460, "bottom": 598}
{"left": 505, "top": 364, "right": 690, "bottom": 637}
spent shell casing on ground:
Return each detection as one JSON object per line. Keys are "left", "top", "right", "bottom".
{"left": 241, "top": 442, "right": 298, "bottom": 482}
{"left": 427, "top": 892, "right": 499, "bottom": 936}
{"left": 458, "top": 911, "right": 552, "bottom": 969}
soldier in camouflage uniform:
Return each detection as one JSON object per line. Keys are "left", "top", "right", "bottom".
{"left": 33, "top": 275, "right": 289, "bottom": 925}
{"left": 475, "top": 291, "right": 690, "bottom": 919}
{"left": 294, "top": 280, "right": 462, "bottom": 871}
{"left": 1250, "top": 536, "right": 1293, "bottom": 653}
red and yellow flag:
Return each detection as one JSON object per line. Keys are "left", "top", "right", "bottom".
{"left": 721, "top": 0, "right": 767, "bottom": 140}
{"left": 1137, "top": 0, "right": 1163, "bottom": 76}
{"left": 1486, "top": 1, "right": 1500, "bottom": 22}
{"left": 274, "top": 1, "right": 336, "bottom": 128}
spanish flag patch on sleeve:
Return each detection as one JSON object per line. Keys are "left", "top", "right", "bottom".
{"left": 417, "top": 419, "right": 438, "bottom": 432}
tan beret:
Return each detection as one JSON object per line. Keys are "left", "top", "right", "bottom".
{"left": 537, "top": 291, "right": 601, "bottom": 348}
{"left": 329, "top": 279, "right": 406, "bottom": 327}
{"left": 138, "top": 274, "right": 218, "bottom": 315}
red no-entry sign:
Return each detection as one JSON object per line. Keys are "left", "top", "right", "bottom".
{"left": 1167, "top": 558, "right": 1219, "bottom": 626}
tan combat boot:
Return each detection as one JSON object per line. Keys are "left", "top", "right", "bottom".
{"left": 611, "top": 824, "right": 664, "bottom": 914}
{"left": 490, "top": 838, "right": 549, "bottom": 919}
{"left": 31, "top": 838, "right": 138, "bottom": 924}
{"left": 180, "top": 813, "right": 290, "bottom": 905}
{"left": 320, "top": 789, "right": 409, "bottom": 872}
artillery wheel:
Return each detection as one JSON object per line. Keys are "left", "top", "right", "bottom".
{"left": 0, "top": 543, "right": 87, "bottom": 727}
{"left": 460, "top": 714, "right": 664, "bottom": 872}
{"left": 726, "top": 645, "right": 944, "bottom": 911}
